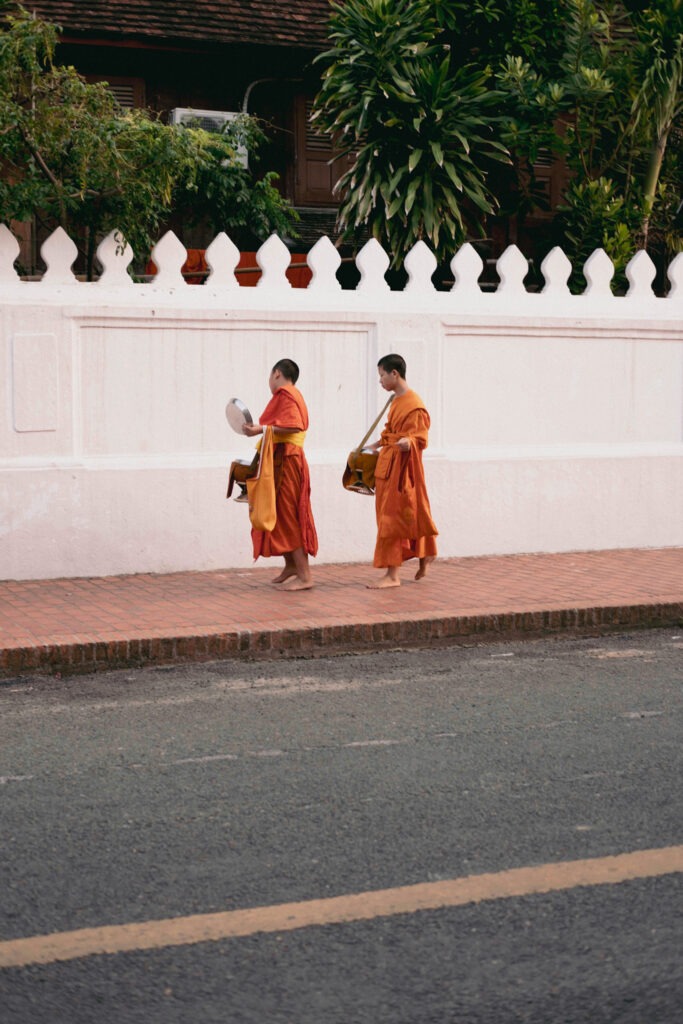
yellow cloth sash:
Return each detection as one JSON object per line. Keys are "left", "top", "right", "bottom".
{"left": 249, "top": 427, "right": 306, "bottom": 534}
{"left": 256, "top": 430, "right": 306, "bottom": 451}
{"left": 274, "top": 429, "right": 306, "bottom": 447}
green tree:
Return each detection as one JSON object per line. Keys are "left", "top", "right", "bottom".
{"left": 0, "top": 4, "right": 295, "bottom": 278}
{"left": 633, "top": 0, "right": 683, "bottom": 245}
{"left": 498, "top": 0, "right": 683, "bottom": 282}
{"left": 313, "top": 0, "right": 509, "bottom": 266}
{"left": 314, "top": 0, "right": 682, "bottom": 286}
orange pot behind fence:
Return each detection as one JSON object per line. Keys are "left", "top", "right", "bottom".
{"left": 145, "top": 250, "right": 312, "bottom": 288}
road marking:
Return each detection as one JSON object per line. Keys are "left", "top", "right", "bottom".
{"left": 171, "top": 754, "right": 238, "bottom": 766}
{"left": 0, "top": 677, "right": 401, "bottom": 717}
{"left": 1, "top": 845, "right": 681, "bottom": 970}
{"left": 0, "top": 774, "right": 33, "bottom": 785}
{"left": 587, "top": 649, "right": 655, "bottom": 659}
{"left": 344, "top": 739, "right": 404, "bottom": 748}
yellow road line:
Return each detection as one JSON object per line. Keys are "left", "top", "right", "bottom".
{"left": 1, "top": 845, "right": 681, "bottom": 969}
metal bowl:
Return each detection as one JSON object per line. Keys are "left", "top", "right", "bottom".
{"left": 225, "top": 397, "right": 253, "bottom": 434}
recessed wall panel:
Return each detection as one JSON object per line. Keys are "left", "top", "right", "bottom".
{"left": 78, "top": 322, "right": 374, "bottom": 456}
{"left": 12, "top": 333, "right": 58, "bottom": 433}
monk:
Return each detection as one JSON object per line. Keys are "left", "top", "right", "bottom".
{"left": 367, "top": 353, "right": 438, "bottom": 588}
{"left": 242, "top": 359, "right": 318, "bottom": 590}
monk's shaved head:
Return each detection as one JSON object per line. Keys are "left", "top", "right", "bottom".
{"left": 272, "top": 358, "right": 300, "bottom": 384}
{"left": 377, "top": 354, "right": 406, "bottom": 379}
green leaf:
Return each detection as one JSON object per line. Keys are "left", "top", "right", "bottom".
{"left": 444, "top": 161, "right": 464, "bottom": 191}
{"left": 387, "top": 194, "right": 403, "bottom": 218}
{"left": 405, "top": 176, "right": 421, "bottom": 214}
{"left": 408, "top": 148, "right": 423, "bottom": 172}
{"left": 430, "top": 140, "right": 444, "bottom": 166}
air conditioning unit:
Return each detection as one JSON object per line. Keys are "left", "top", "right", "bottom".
{"left": 170, "top": 108, "right": 248, "bottom": 167}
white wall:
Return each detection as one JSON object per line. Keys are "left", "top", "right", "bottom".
{"left": 1, "top": 227, "right": 682, "bottom": 580}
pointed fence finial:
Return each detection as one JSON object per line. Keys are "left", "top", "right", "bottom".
{"left": 496, "top": 245, "right": 529, "bottom": 295}
{"left": 149, "top": 231, "right": 187, "bottom": 288}
{"left": 256, "top": 234, "right": 292, "bottom": 290}
{"left": 205, "top": 232, "right": 240, "bottom": 288}
{"left": 540, "top": 246, "right": 572, "bottom": 295}
{"left": 625, "top": 250, "right": 656, "bottom": 299}
{"left": 41, "top": 227, "right": 79, "bottom": 285}
{"left": 0, "top": 224, "right": 20, "bottom": 284}
{"left": 96, "top": 230, "right": 134, "bottom": 286}
{"left": 306, "top": 235, "right": 342, "bottom": 292}
{"left": 667, "top": 251, "right": 683, "bottom": 299}
{"left": 356, "top": 238, "right": 390, "bottom": 293}
{"left": 583, "top": 248, "right": 614, "bottom": 297}
{"left": 450, "top": 242, "right": 483, "bottom": 294}
{"left": 404, "top": 240, "right": 437, "bottom": 293}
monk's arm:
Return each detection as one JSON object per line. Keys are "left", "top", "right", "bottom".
{"left": 396, "top": 409, "right": 430, "bottom": 451}
{"left": 243, "top": 422, "right": 264, "bottom": 436}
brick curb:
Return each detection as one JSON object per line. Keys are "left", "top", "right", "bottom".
{"left": 2, "top": 600, "right": 682, "bottom": 679}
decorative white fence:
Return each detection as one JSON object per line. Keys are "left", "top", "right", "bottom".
{"left": 1, "top": 225, "right": 682, "bottom": 581}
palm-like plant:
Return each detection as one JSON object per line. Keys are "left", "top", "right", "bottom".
{"left": 313, "top": 0, "right": 509, "bottom": 264}
{"left": 632, "top": 0, "right": 683, "bottom": 244}
{"left": 498, "top": 0, "right": 683, "bottom": 281}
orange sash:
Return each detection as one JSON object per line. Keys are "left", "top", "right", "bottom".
{"left": 247, "top": 426, "right": 276, "bottom": 532}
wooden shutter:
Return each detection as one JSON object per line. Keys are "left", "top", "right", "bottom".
{"left": 294, "top": 95, "right": 339, "bottom": 206}
{"left": 85, "top": 75, "right": 146, "bottom": 109}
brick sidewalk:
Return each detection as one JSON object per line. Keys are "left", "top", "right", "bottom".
{"left": 1, "top": 548, "right": 681, "bottom": 678}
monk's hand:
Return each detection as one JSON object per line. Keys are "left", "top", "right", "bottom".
{"left": 242, "top": 423, "right": 263, "bottom": 437}
{"left": 396, "top": 437, "right": 411, "bottom": 452}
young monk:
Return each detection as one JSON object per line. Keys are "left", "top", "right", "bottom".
{"left": 242, "top": 358, "right": 318, "bottom": 590}
{"left": 367, "top": 353, "right": 438, "bottom": 588}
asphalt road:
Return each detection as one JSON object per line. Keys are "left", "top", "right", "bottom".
{"left": 1, "top": 630, "right": 681, "bottom": 1023}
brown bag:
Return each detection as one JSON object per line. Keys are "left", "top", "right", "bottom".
{"left": 342, "top": 448, "right": 380, "bottom": 495}
{"left": 226, "top": 452, "right": 259, "bottom": 499}
{"left": 343, "top": 395, "right": 394, "bottom": 496}
{"left": 247, "top": 426, "right": 277, "bottom": 531}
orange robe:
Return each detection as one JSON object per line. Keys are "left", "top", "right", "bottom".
{"left": 373, "top": 390, "right": 438, "bottom": 568}
{"left": 251, "top": 384, "right": 318, "bottom": 560}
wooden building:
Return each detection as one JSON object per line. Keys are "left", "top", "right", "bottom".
{"left": 27, "top": 0, "right": 343, "bottom": 246}
{"left": 24, "top": 1, "right": 566, "bottom": 278}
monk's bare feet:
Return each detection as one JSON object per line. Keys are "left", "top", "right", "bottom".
{"left": 272, "top": 568, "right": 297, "bottom": 584}
{"left": 281, "top": 577, "right": 314, "bottom": 591}
{"left": 367, "top": 574, "right": 401, "bottom": 589}
{"left": 415, "top": 556, "right": 435, "bottom": 580}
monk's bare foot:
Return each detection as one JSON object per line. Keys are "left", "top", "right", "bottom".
{"left": 272, "top": 568, "right": 297, "bottom": 584}
{"left": 367, "top": 575, "right": 401, "bottom": 589}
{"left": 281, "top": 577, "right": 314, "bottom": 591}
{"left": 415, "top": 556, "right": 435, "bottom": 581}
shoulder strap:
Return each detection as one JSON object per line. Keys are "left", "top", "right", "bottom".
{"left": 354, "top": 395, "right": 394, "bottom": 453}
